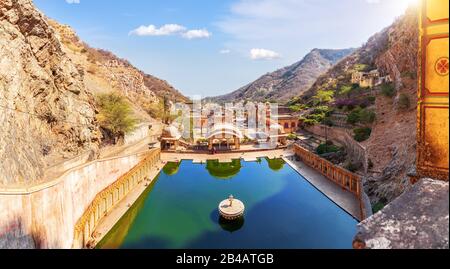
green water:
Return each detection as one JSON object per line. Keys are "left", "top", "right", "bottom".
{"left": 98, "top": 158, "right": 357, "bottom": 249}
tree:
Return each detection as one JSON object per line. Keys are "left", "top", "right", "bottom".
{"left": 312, "top": 90, "right": 334, "bottom": 105}
{"left": 97, "top": 93, "right": 138, "bottom": 143}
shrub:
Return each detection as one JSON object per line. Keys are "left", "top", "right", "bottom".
{"left": 312, "top": 89, "right": 335, "bottom": 105}
{"left": 381, "top": 83, "right": 396, "bottom": 97}
{"left": 367, "top": 96, "right": 376, "bottom": 104}
{"left": 347, "top": 107, "right": 362, "bottom": 124}
{"left": 398, "top": 93, "right": 411, "bottom": 110}
{"left": 344, "top": 161, "right": 362, "bottom": 173}
{"left": 144, "top": 101, "right": 164, "bottom": 119}
{"left": 354, "top": 64, "right": 369, "bottom": 72}
{"left": 287, "top": 134, "right": 298, "bottom": 140}
{"left": 372, "top": 202, "right": 386, "bottom": 214}
{"left": 316, "top": 143, "right": 341, "bottom": 155}
{"left": 353, "top": 127, "right": 372, "bottom": 142}
{"left": 347, "top": 108, "right": 376, "bottom": 125}
{"left": 289, "top": 104, "right": 308, "bottom": 112}
{"left": 358, "top": 109, "right": 376, "bottom": 124}
{"left": 322, "top": 117, "right": 334, "bottom": 127}
{"left": 313, "top": 105, "right": 332, "bottom": 115}
{"left": 97, "top": 93, "right": 138, "bottom": 142}
{"left": 303, "top": 118, "right": 318, "bottom": 126}
{"left": 301, "top": 106, "right": 331, "bottom": 126}
{"left": 401, "top": 71, "right": 417, "bottom": 80}
{"left": 339, "top": 85, "right": 353, "bottom": 95}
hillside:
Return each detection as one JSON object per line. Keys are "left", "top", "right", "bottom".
{"left": 0, "top": 0, "right": 101, "bottom": 186}
{"left": 294, "top": 7, "right": 419, "bottom": 205}
{"left": 0, "top": 0, "right": 187, "bottom": 186}
{"left": 208, "top": 48, "right": 354, "bottom": 103}
{"left": 48, "top": 20, "right": 189, "bottom": 121}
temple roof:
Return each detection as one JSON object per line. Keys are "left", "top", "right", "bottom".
{"left": 206, "top": 123, "right": 244, "bottom": 139}
{"left": 161, "top": 125, "right": 182, "bottom": 140}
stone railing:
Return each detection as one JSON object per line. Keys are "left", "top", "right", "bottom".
{"left": 293, "top": 144, "right": 366, "bottom": 220}
{"left": 305, "top": 125, "right": 368, "bottom": 174}
{"left": 72, "top": 148, "right": 161, "bottom": 249}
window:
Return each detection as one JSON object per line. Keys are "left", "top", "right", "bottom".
{"left": 291, "top": 122, "right": 296, "bottom": 128}
{"left": 284, "top": 123, "right": 289, "bottom": 129}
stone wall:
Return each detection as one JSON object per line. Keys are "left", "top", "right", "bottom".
{"left": 124, "top": 123, "right": 151, "bottom": 145}
{"left": 305, "top": 125, "right": 368, "bottom": 173}
{"left": 0, "top": 149, "right": 159, "bottom": 249}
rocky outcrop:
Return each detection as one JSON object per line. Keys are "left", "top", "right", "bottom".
{"left": 208, "top": 48, "right": 354, "bottom": 103}
{"left": 354, "top": 179, "right": 449, "bottom": 249}
{"left": 364, "top": 8, "right": 418, "bottom": 204}
{"left": 0, "top": 0, "right": 100, "bottom": 186}
{"left": 297, "top": 8, "right": 419, "bottom": 205}
{"left": 48, "top": 19, "right": 189, "bottom": 122}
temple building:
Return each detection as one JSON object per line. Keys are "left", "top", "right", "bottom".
{"left": 206, "top": 123, "right": 244, "bottom": 150}
{"left": 160, "top": 125, "right": 182, "bottom": 150}
{"left": 271, "top": 106, "right": 300, "bottom": 134}
{"left": 351, "top": 69, "right": 392, "bottom": 88}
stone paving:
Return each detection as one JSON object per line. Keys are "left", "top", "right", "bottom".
{"left": 161, "top": 148, "right": 293, "bottom": 163}
{"left": 283, "top": 157, "right": 361, "bottom": 220}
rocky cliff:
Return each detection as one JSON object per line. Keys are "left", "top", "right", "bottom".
{"left": 208, "top": 48, "right": 354, "bottom": 103}
{"left": 48, "top": 20, "right": 189, "bottom": 121}
{"left": 296, "top": 8, "right": 419, "bottom": 205}
{"left": 364, "top": 8, "right": 418, "bottom": 204}
{"left": 0, "top": 0, "right": 100, "bottom": 186}
{"left": 0, "top": 0, "right": 187, "bottom": 186}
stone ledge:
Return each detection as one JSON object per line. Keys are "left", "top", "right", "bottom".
{"left": 354, "top": 178, "right": 449, "bottom": 249}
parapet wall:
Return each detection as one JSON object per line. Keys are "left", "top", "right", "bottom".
{"left": 293, "top": 144, "right": 366, "bottom": 221}
{"left": 124, "top": 123, "right": 151, "bottom": 145}
{"left": 0, "top": 149, "right": 160, "bottom": 249}
{"left": 305, "top": 125, "right": 368, "bottom": 173}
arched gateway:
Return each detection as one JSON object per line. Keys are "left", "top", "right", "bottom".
{"left": 206, "top": 123, "right": 244, "bottom": 151}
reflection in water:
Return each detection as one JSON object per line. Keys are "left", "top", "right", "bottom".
{"left": 218, "top": 216, "right": 245, "bottom": 233}
{"left": 163, "top": 162, "right": 181, "bottom": 176}
{"left": 96, "top": 179, "right": 157, "bottom": 249}
{"left": 205, "top": 159, "right": 242, "bottom": 179}
{"left": 100, "top": 159, "right": 358, "bottom": 249}
{"left": 266, "top": 158, "right": 285, "bottom": 171}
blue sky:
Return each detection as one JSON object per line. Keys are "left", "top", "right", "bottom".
{"left": 33, "top": 0, "right": 415, "bottom": 98}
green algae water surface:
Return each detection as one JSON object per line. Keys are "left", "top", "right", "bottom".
{"left": 98, "top": 158, "right": 357, "bottom": 249}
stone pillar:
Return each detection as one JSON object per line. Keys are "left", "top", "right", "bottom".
{"left": 209, "top": 138, "right": 213, "bottom": 150}
{"left": 234, "top": 137, "right": 241, "bottom": 150}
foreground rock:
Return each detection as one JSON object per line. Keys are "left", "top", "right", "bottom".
{"left": 354, "top": 179, "right": 449, "bottom": 249}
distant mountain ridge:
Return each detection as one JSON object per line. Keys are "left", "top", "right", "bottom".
{"left": 294, "top": 7, "right": 419, "bottom": 204}
{"left": 207, "top": 48, "right": 355, "bottom": 103}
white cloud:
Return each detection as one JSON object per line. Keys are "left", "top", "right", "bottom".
{"left": 250, "top": 48, "right": 280, "bottom": 60}
{"left": 220, "top": 49, "right": 231, "bottom": 54}
{"left": 66, "top": 0, "right": 80, "bottom": 3}
{"left": 182, "top": 29, "right": 212, "bottom": 39}
{"left": 215, "top": 0, "right": 411, "bottom": 61}
{"left": 366, "top": 0, "right": 381, "bottom": 4}
{"left": 129, "top": 24, "right": 211, "bottom": 40}
{"left": 129, "top": 24, "right": 186, "bottom": 36}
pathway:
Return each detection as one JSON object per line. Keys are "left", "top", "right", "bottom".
{"left": 284, "top": 157, "right": 361, "bottom": 220}
{"left": 161, "top": 148, "right": 294, "bottom": 163}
